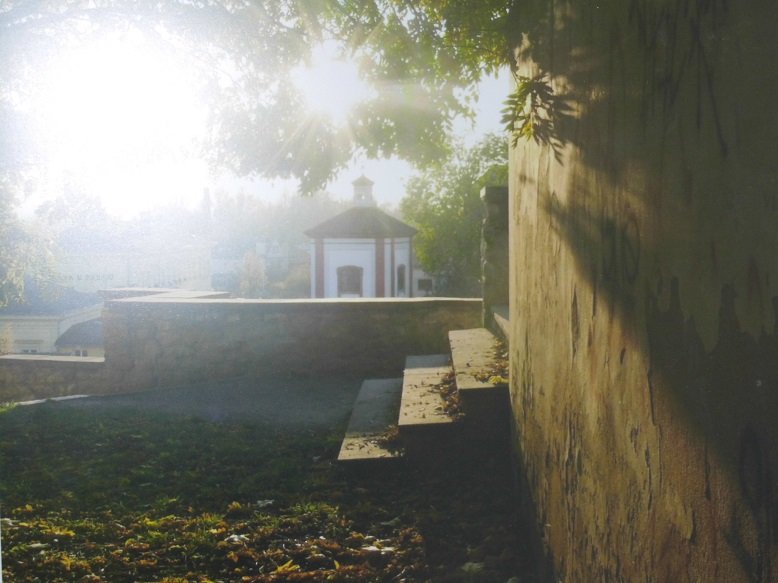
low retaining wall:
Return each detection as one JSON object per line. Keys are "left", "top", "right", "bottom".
{"left": 0, "top": 298, "right": 481, "bottom": 400}
{"left": 0, "top": 355, "right": 107, "bottom": 402}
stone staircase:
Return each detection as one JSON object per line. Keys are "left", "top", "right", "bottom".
{"left": 338, "top": 327, "right": 509, "bottom": 463}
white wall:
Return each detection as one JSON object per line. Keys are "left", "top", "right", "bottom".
{"left": 412, "top": 267, "right": 435, "bottom": 297}
{"left": 384, "top": 238, "right": 412, "bottom": 297}
{"left": 322, "top": 239, "right": 376, "bottom": 298}
{"left": 0, "top": 304, "right": 103, "bottom": 354}
{"left": 309, "top": 237, "right": 416, "bottom": 298}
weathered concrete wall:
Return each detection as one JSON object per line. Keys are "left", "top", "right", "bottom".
{"left": 103, "top": 297, "right": 481, "bottom": 392}
{"left": 510, "top": 2, "right": 778, "bottom": 581}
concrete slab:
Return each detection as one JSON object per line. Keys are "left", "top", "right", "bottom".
{"left": 448, "top": 328, "right": 508, "bottom": 394}
{"left": 399, "top": 354, "right": 457, "bottom": 430}
{"left": 338, "top": 378, "right": 404, "bottom": 462}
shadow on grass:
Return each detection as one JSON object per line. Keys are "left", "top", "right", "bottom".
{"left": 0, "top": 394, "right": 540, "bottom": 582}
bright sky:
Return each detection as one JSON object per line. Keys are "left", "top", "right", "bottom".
{"left": 18, "top": 31, "right": 510, "bottom": 218}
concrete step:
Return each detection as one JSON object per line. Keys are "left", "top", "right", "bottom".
{"left": 448, "top": 328, "right": 509, "bottom": 429}
{"left": 338, "top": 378, "right": 404, "bottom": 463}
{"left": 449, "top": 328, "right": 508, "bottom": 393}
{"left": 398, "top": 354, "right": 459, "bottom": 433}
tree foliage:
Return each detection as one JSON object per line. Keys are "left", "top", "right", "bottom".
{"left": 0, "top": 0, "right": 518, "bottom": 193}
{"left": 209, "top": 190, "right": 349, "bottom": 297}
{"left": 400, "top": 133, "right": 508, "bottom": 297}
{"left": 0, "top": 176, "right": 54, "bottom": 307}
{"left": 210, "top": 190, "right": 349, "bottom": 253}
{"left": 238, "top": 251, "right": 267, "bottom": 299}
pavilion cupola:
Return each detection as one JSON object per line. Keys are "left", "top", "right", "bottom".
{"left": 352, "top": 175, "right": 376, "bottom": 207}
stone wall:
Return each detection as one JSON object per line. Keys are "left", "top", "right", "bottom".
{"left": 509, "top": 2, "right": 778, "bottom": 582}
{"left": 0, "top": 298, "right": 480, "bottom": 400}
{"left": 103, "top": 297, "right": 480, "bottom": 392}
{"left": 0, "top": 355, "right": 106, "bottom": 402}
{"left": 481, "top": 186, "right": 509, "bottom": 331}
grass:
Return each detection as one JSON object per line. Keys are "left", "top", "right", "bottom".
{"left": 0, "top": 400, "right": 535, "bottom": 582}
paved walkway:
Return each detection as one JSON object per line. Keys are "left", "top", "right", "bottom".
{"left": 36, "top": 375, "right": 363, "bottom": 430}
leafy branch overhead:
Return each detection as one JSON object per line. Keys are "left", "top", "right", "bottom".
{"left": 401, "top": 133, "right": 508, "bottom": 297}
{"left": 0, "top": 0, "right": 519, "bottom": 194}
{"left": 501, "top": 73, "right": 571, "bottom": 159}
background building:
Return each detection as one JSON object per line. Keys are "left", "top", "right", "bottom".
{"left": 54, "top": 318, "right": 104, "bottom": 358}
{"left": 0, "top": 283, "right": 102, "bottom": 355}
{"left": 306, "top": 176, "right": 420, "bottom": 298}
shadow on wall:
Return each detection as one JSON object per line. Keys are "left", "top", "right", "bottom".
{"left": 511, "top": 0, "right": 736, "bottom": 183}
{"left": 545, "top": 190, "right": 778, "bottom": 466}
{"left": 509, "top": 0, "right": 778, "bottom": 580}
{"left": 544, "top": 188, "right": 778, "bottom": 581}
{"left": 522, "top": 0, "right": 778, "bottom": 488}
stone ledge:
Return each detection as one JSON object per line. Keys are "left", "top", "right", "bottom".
{"left": 0, "top": 355, "right": 105, "bottom": 364}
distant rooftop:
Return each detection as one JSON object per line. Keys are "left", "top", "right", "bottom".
{"left": 56, "top": 318, "right": 103, "bottom": 347}
{"left": 305, "top": 206, "right": 416, "bottom": 239}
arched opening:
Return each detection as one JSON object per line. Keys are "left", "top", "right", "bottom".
{"left": 337, "top": 265, "right": 363, "bottom": 297}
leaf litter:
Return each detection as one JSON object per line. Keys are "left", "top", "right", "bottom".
{"left": 0, "top": 401, "right": 537, "bottom": 582}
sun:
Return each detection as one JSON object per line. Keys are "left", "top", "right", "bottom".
{"left": 291, "top": 42, "right": 375, "bottom": 126}
{"left": 21, "top": 33, "right": 375, "bottom": 216}
{"left": 27, "top": 29, "right": 209, "bottom": 217}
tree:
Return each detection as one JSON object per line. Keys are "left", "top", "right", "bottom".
{"left": 0, "top": 197, "right": 50, "bottom": 307}
{"left": 209, "top": 190, "right": 348, "bottom": 297}
{"left": 0, "top": 1, "right": 519, "bottom": 194}
{"left": 238, "top": 251, "right": 267, "bottom": 299}
{"left": 400, "top": 133, "right": 508, "bottom": 296}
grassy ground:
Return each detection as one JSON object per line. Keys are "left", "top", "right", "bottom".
{"left": 0, "top": 397, "right": 536, "bottom": 582}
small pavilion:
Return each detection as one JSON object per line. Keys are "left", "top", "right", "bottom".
{"left": 305, "top": 176, "right": 417, "bottom": 298}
